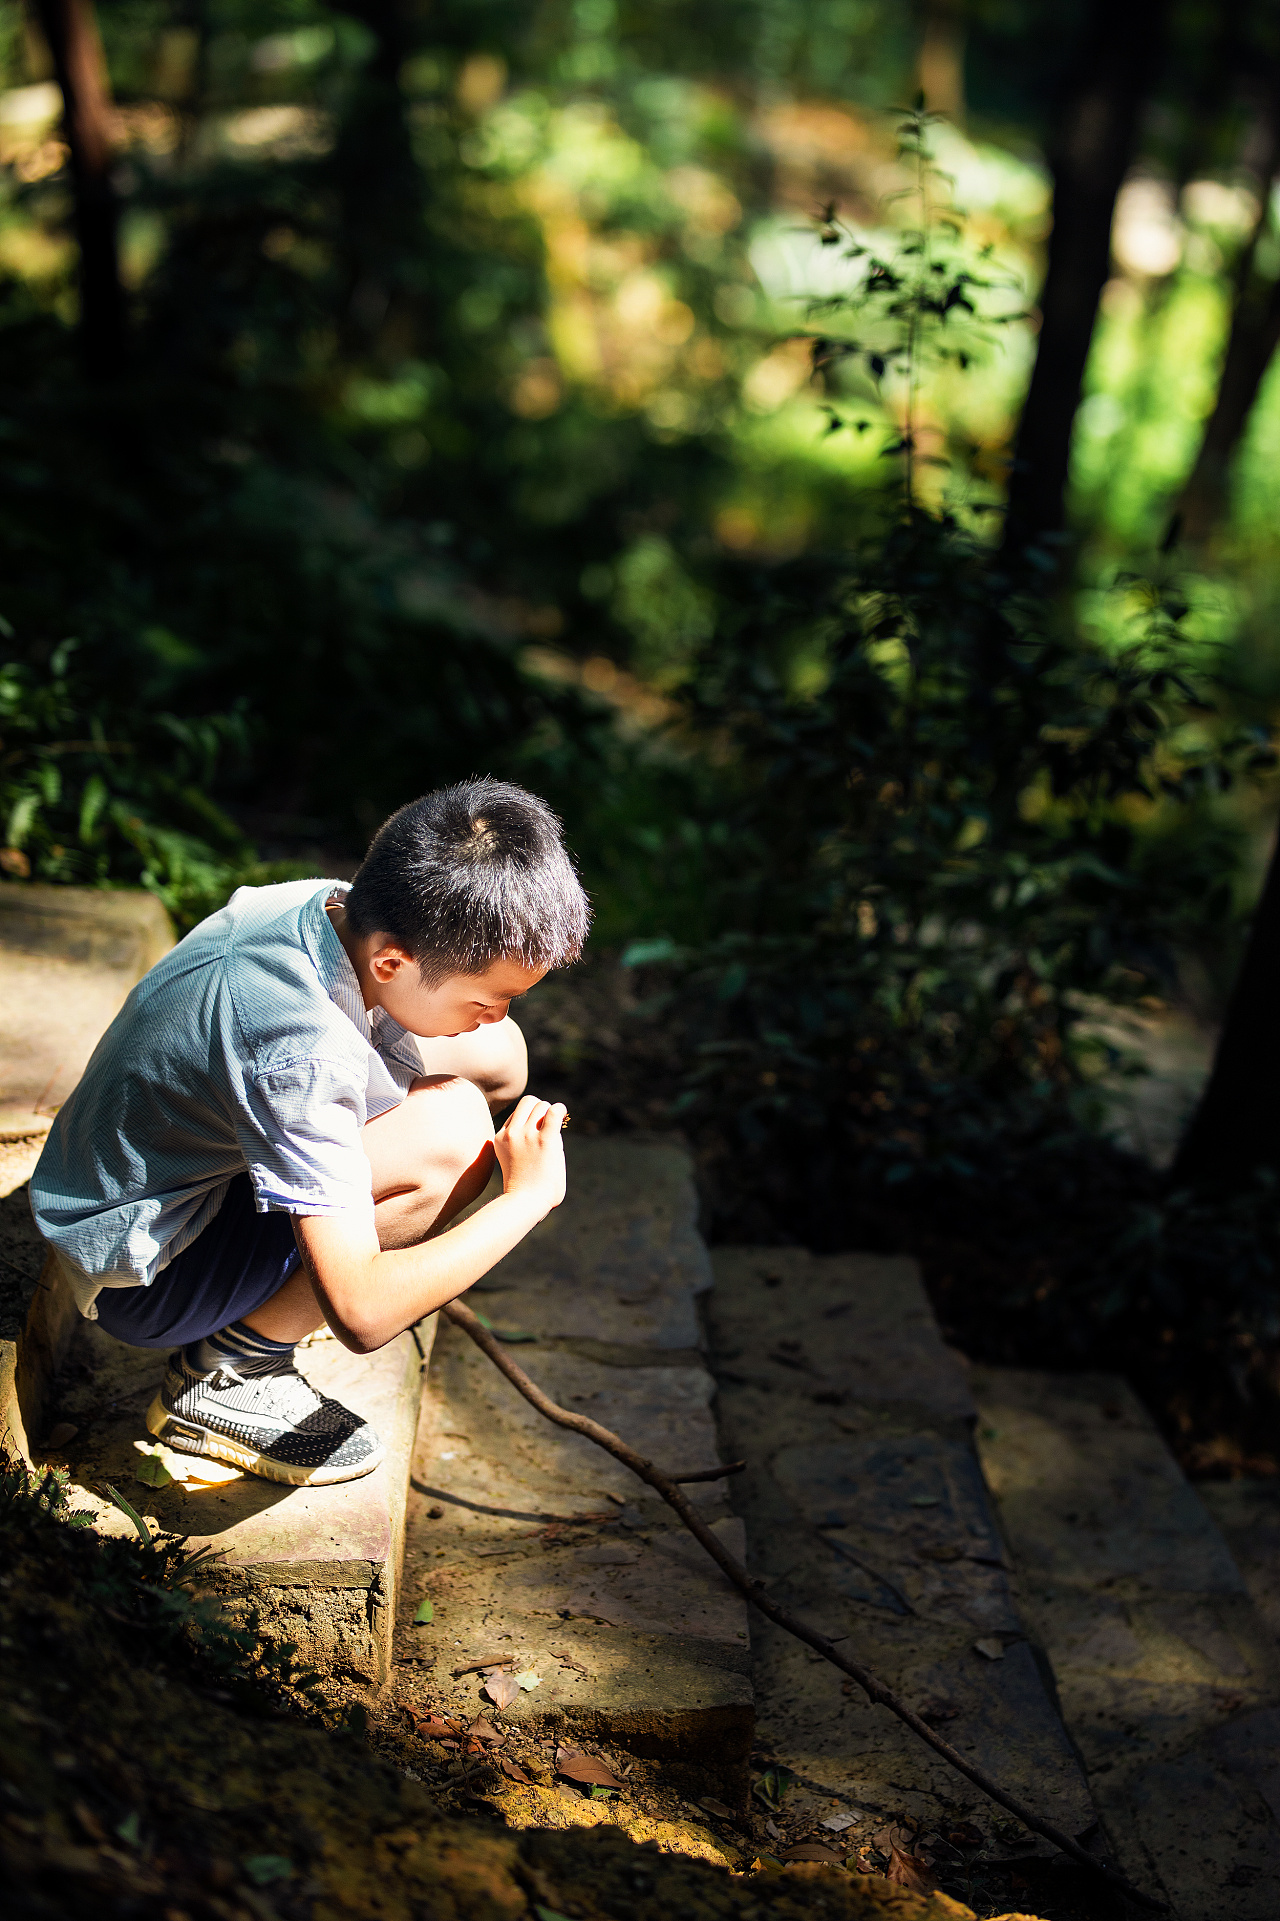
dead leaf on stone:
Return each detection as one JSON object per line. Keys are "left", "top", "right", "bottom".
{"left": 499, "top": 1756, "right": 531, "bottom": 1783}
{"left": 467, "top": 1716, "right": 504, "bottom": 1745}
{"left": 886, "top": 1840, "right": 935, "bottom": 1892}
{"left": 972, "top": 1636, "right": 1005, "bottom": 1660}
{"left": 514, "top": 1668, "right": 542, "bottom": 1691}
{"left": 483, "top": 1669, "right": 521, "bottom": 1709}
{"left": 555, "top": 1747, "right": 625, "bottom": 1790}
{"left": 821, "top": 1810, "right": 860, "bottom": 1833}
{"left": 403, "top": 1709, "right": 463, "bottom": 1741}
{"left": 699, "top": 1797, "right": 735, "bottom": 1820}
{"left": 783, "top": 1842, "right": 846, "bottom": 1865}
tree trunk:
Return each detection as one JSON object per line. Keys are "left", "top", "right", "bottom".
{"left": 1172, "top": 101, "right": 1280, "bottom": 544}
{"left": 1000, "top": 0, "right": 1170, "bottom": 563}
{"left": 918, "top": 0, "right": 966, "bottom": 124}
{"left": 1172, "top": 827, "right": 1280, "bottom": 1188}
{"left": 35, "top": 0, "right": 125, "bottom": 380}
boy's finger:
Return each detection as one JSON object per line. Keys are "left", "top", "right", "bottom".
{"left": 537, "top": 1103, "right": 568, "bottom": 1133}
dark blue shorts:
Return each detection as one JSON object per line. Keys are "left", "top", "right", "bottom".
{"left": 92, "top": 1173, "right": 300, "bottom": 1349}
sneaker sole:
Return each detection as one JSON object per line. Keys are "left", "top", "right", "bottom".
{"left": 146, "top": 1393, "right": 385, "bottom": 1486}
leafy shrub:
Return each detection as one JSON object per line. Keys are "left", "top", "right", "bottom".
{"left": 0, "top": 640, "right": 281, "bottom": 929}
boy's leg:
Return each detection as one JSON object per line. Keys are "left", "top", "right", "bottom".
{"left": 243, "top": 1072, "right": 496, "bottom": 1341}
{"left": 145, "top": 1075, "right": 496, "bottom": 1484}
{"left": 415, "top": 1014, "right": 529, "bottom": 1110}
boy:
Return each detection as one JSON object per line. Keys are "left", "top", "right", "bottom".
{"left": 29, "top": 778, "right": 588, "bottom": 1486}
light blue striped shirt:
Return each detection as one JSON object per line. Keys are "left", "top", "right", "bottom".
{"left": 29, "top": 879, "right": 423, "bottom": 1316}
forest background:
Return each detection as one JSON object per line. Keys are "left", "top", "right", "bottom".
{"left": 6, "top": 0, "right": 1280, "bottom": 1472}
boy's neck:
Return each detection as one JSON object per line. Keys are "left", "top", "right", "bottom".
{"left": 325, "top": 898, "right": 377, "bottom": 1011}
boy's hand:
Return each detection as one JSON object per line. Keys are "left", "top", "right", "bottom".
{"left": 495, "top": 1094, "right": 568, "bottom": 1217}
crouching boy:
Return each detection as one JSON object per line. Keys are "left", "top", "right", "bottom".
{"left": 29, "top": 778, "right": 588, "bottom": 1485}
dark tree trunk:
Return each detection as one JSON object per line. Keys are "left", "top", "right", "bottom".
{"left": 1000, "top": 0, "right": 1170, "bottom": 563}
{"left": 1172, "top": 829, "right": 1280, "bottom": 1188}
{"left": 918, "top": 0, "right": 966, "bottom": 124}
{"left": 328, "top": 1, "right": 425, "bottom": 356}
{"left": 1173, "top": 100, "right": 1280, "bottom": 544}
{"left": 36, "top": 0, "right": 125, "bottom": 380}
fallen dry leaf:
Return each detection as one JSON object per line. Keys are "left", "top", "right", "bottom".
{"left": 821, "top": 1810, "right": 860, "bottom": 1833}
{"left": 555, "top": 1746, "right": 625, "bottom": 1790}
{"left": 403, "top": 1709, "right": 463, "bottom": 1741}
{"left": 483, "top": 1670, "right": 521, "bottom": 1710}
{"left": 467, "top": 1716, "right": 504, "bottom": 1745}
{"left": 699, "top": 1797, "right": 736, "bottom": 1820}
{"left": 886, "top": 1840, "right": 935, "bottom": 1892}
{"left": 514, "top": 1668, "right": 542, "bottom": 1691}
{"left": 783, "top": 1842, "right": 847, "bottom": 1865}
{"left": 972, "top": 1636, "right": 1005, "bottom": 1661}
{"left": 499, "top": 1756, "right": 531, "bottom": 1783}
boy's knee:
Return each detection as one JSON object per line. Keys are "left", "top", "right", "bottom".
{"left": 479, "top": 1020, "right": 529, "bottom": 1107}
{"left": 406, "top": 1073, "right": 495, "bottom": 1172}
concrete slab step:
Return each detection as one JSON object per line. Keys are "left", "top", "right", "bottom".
{"left": 0, "top": 882, "right": 429, "bottom": 1690}
{"left": 973, "top": 1367, "right": 1280, "bottom": 1919}
{"left": 0, "top": 882, "right": 173, "bottom": 1138}
{"left": 704, "top": 1247, "right": 1097, "bottom": 1861}
{"left": 396, "top": 1137, "right": 753, "bottom": 1792}
{"left": 39, "top": 1316, "right": 431, "bottom": 1686}
{"left": 0, "top": 886, "right": 173, "bottom": 1456}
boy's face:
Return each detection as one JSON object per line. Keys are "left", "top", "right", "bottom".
{"left": 365, "top": 948, "right": 548, "bottom": 1038}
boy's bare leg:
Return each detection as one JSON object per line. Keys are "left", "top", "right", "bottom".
{"left": 245, "top": 1073, "right": 496, "bottom": 1342}
{"left": 416, "top": 1014, "right": 529, "bottom": 1110}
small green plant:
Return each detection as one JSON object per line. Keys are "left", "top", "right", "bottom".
{"left": 0, "top": 638, "right": 309, "bottom": 929}
{"left": 804, "top": 101, "right": 1024, "bottom": 511}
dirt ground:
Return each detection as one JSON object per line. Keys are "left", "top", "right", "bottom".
{"left": 0, "top": 1456, "right": 1075, "bottom": 1921}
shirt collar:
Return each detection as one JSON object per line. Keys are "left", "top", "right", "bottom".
{"left": 303, "top": 881, "right": 370, "bottom": 1039}
{"left": 303, "top": 881, "right": 421, "bottom": 1065}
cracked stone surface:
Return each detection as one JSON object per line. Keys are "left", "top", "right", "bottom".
{"left": 395, "top": 1137, "right": 753, "bottom": 1788}
{"left": 975, "top": 1367, "right": 1280, "bottom": 1919}
{"left": 705, "top": 1246, "right": 1095, "bottom": 1859}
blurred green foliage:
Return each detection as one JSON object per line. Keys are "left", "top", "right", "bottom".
{"left": 6, "top": 0, "right": 1280, "bottom": 1444}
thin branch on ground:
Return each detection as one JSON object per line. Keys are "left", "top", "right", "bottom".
{"left": 442, "top": 1297, "right": 1165, "bottom": 1913}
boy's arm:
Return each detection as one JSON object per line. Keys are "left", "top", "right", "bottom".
{"left": 293, "top": 1095, "right": 566, "bottom": 1353}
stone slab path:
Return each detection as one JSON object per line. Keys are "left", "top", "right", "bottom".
{"left": 0, "top": 884, "right": 428, "bottom": 1685}
{"left": 0, "top": 886, "right": 174, "bottom": 1455}
{"left": 395, "top": 1136, "right": 753, "bottom": 1789}
{"left": 41, "top": 1317, "right": 430, "bottom": 1684}
{"left": 703, "top": 1247, "right": 1096, "bottom": 1860}
{"left": 0, "top": 882, "right": 172, "bottom": 1138}
{"left": 974, "top": 1367, "right": 1280, "bottom": 1918}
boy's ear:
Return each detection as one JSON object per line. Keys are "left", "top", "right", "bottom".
{"left": 368, "top": 940, "right": 417, "bottom": 982}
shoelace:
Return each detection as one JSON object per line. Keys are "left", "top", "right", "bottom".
{"left": 204, "top": 1362, "right": 322, "bottom": 1421}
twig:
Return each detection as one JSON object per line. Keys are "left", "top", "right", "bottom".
{"left": 442, "top": 1298, "right": 1164, "bottom": 1913}
{"left": 672, "top": 1460, "right": 746, "bottom": 1483}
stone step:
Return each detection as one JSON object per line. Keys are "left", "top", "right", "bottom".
{"left": 396, "top": 1136, "right": 753, "bottom": 1793}
{"left": 42, "top": 1315, "right": 431, "bottom": 1687}
{"left": 703, "top": 1248, "right": 1097, "bottom": 1864}
{"left": 973, "top": 1367, "right": 1280, "bottom": 1919}
{"left": 0, "top": 882, "right": 430, "bottom": 1689}
{"left": 0, "top": 885, "right": 174, "bottom": 1456}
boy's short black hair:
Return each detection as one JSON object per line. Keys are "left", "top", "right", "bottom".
{"left": 345, "top": 779, "right": 590, "bottom": 984}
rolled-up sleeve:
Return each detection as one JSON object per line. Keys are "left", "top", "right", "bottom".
{"left": 239, "top": 1056, "right": 374, "bottom": 1217}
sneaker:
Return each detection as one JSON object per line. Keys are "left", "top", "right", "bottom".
{"left": 146, "top": 1351, "right": 385, "bottom": 1486}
